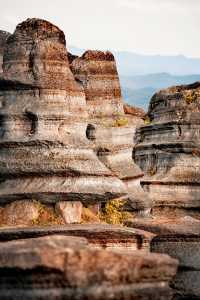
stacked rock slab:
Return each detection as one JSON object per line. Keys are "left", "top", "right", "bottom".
{"left": 134, "top": 82, "right": 200, "bottom": 218}
{"left": 70, "top": 50, "right": 152, "bottom": 213}
{"left": 0, "top": 223, "right": 155, "bottom": 252}
{"left": 0, "top": 18, "right": 126, "bottom": 204}
{"left": 0, "top": 234, "right": 178, "bottom": 299}
{"left": 127, "top": 217, "right": 200, "bottom": 299}
{"left": 130, "top": 82, "right": 200, "bottom": 299}
{"left": 0, "top": 30, "right": 10, "bottom": 73}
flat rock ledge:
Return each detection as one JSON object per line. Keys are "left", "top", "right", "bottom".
{"left": 0, "top": 234, "right": 178, "bottom": 300}
{"left": 0, "top": 224, "right": 155, "bottom": 252}
{"left": 126, "top": 217, "right": 200, "bottom": 299}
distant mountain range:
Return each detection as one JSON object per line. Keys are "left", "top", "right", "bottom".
{"left": 120, "top": 73, "right": 200, "bottom": 110}
{"left": 69, "top": 46, "right": 200, "bottom": 110}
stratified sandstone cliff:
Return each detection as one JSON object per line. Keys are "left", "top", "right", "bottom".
{"left": 0, "top": 17, "right": 182, "bottom": 300}
{"left": 130, "top": 82, "right": 200, "bottom": 299}
{"left": 0, "top": 30, "right": 10, "bottom": 73}
{"left": 69, "top": 49, "right": 152, "bottom": 214}
{"left": 70, "top": 50, "right": 124, "bottom": 116}
{"left": 134, "top": 82, "right": 200, "bottom": 218}
{"left": 0, "top": 18, "right": 126, "bottom": 204}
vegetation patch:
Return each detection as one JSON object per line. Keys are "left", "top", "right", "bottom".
{"left": 184, "top": 91, "right": 197, "bottom": 104}
{"left": 144, "top": 116, "right": 151, "bottom": 125}
{"left": 100, "top": 199, "right": 132, "bottom": 225}
{"left": 32, "top": 201, "right": 65, "bottom": 226}
{"left": 113, "top": 117, "right": 128, "bottom": 127}
{"left": 148, "top": 166, "right": 157, "bottom": 176}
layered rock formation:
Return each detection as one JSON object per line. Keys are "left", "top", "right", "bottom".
{"left": 127, "top": 217, "right": 200, "bottom": 299}
{"left": 0, "top": 18, "right": 126, "bottom": 204}
{"left": 70, "top": 50, "right": 151, "bottom": 214}
{"left": 0, "top": 234, "right": 178, "bottom": 299}
{"left": 129, "top": 82, "right": 200, "bottom": 299}
{"left": 70, "top": 50, "right": 124, "bottom": 116}
{"left": 134, "top": 82, "right": 200, "bottom": 218}
{"left": 0, "top": 223, "right": 155, "bottom": 252}
{"left": 0, "top": 17, "right": 184, "bottom": 300}
{"left": 0, "top": 30, "right": 10, "bottom": 73}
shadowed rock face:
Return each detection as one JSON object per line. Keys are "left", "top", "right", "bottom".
{"left": 70, "top": 50, "right": 124, "bottom": 116}
{"left": 0, "top": 18, "right": 126, "bottom": 203}
{"left": 127, "top": 217, "right": 200, "bottom": 300}
{"left": 0, "top": 234, "right": 178, "bottom": 299}
{"left": 0, "top": 30, "right": 10, "bottom": 73}
{"left": 134, "top": 82, "right": 200, "bottom": 217}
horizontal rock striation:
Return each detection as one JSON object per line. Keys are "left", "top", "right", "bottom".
{"left": 70, "top": 50, "right": 124, "bottom": 116}
{"left": 0, "top": 234, "right": 178, "bottom": 299}
{"left": 0, "top": 30, "right": 10, "bottom": 73}
{"left": 68, "top": 49, "right": 152, "bottom": 213}
{"left": 127, "top": 217, "right": 200, "bottom": 299}
{"left": 0, "top": 18, "right": 126, "bottom": 203}
{"left": 134, "top": 82, "right": 200, "bottom": 217}
{"left": 86, "top": 118, "right": 152, "bottom": 213}
{"left": 0, "top": 223, "right": 155, "bottom": 252}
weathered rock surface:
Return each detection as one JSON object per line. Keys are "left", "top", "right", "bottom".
{"left": 127, "top": 217, "right": 200, "bottom": 299}
{"left": 0, "top": 234, "right": 178, "bottom": 299}
{"left": 55, "top": 201, "right": 82, "bottom": 224}
{"left": 0, "top": 30, "right": 10, "bottom": 73}
{"left": 85, "top": 119, "right": 152, "bottom": 212}
{"left": 0, "top": 18, "right": 126, "bottom": 204}
{"left": 70, "top": 50, "right": 124, "bottom": 116}
{"left": 70, "top": 49, "right": 151, "bottom": 213}
{"left": 134, "top": 82, "right": 200, "bottom": 217}
{"left": 124, "top": 103, "right": 146, "bottom": 118}
{"left": 0, "top": 224, "right": 155, "bottom": 252}
{"left": 0, "top": 200, "right": 39, "bottom": 226}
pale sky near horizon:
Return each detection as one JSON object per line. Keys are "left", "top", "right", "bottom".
{"left": 0, "top": 0, "right": 199, "bottom": 58}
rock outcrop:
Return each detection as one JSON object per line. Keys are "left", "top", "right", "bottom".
{"left": 129, "top": 82, "right": 200, "bottom": 299}
{"left": 0, "top": 18, "right": 126, "bottom": 204}
{"left": 124, "top": 103, "right": 146, "bottom": 118}
{"left": 0, "top": 223, "right": 155, "bottom": 251}
{"left": 55, "top": 201, "right": 83, "bottom": 224}
{"left": 0, "top": 17, "right": 184, "bottom": 300}
{"left": 0, "top": 234, "right": 178, "bottom": 299}
{"left": 134, "top": 82, "right": 200, "bottom": 218}
{"left": 70, "top": 50, "right": 124, "bottom": 116}
{"left": 69, "top": 49, "right": 151, "bottom": 214}
{"left": 127, "top": 217, "right": 200, "bottom": 299}
{"left": 0, "top": 200, "right": 40, "bottom": 226}
{"left": 0, "top": 30, "right": 10, "bottom": 73}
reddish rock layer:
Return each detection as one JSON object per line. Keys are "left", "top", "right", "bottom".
{"left": 70, "top": 50, "right": 124, "bottom": 116}
{"left": 0, "top": 19, "right": 126, "bottom": 203}
{"left": 0, "top": 234, "right": 178, "bottom": 299}
{"left": 124, "top": 103, "right": 146, "bottom": 119}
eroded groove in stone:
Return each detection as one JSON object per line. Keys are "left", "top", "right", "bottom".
{"left": 0, "top": 18, "right": 127, "bottom": 203}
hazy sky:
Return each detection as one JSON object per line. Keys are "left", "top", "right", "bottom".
{"left": 0, "top": 0, "right": 199, "bottom": 57}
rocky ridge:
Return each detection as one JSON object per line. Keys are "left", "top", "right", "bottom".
{"left": 70, "top": 49, "right": 152, "bottom": 214}
{"left": 1, "top": 17, "right": 198, "bottom": 300}
{"left": 134, "top": 82, "right": 200, "bottom": 218}
{"left": 129, "top": 82, "right": 200, "bottom": 299}
{"left": 0, "top": 18, "right": 126, "bottom": 204}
